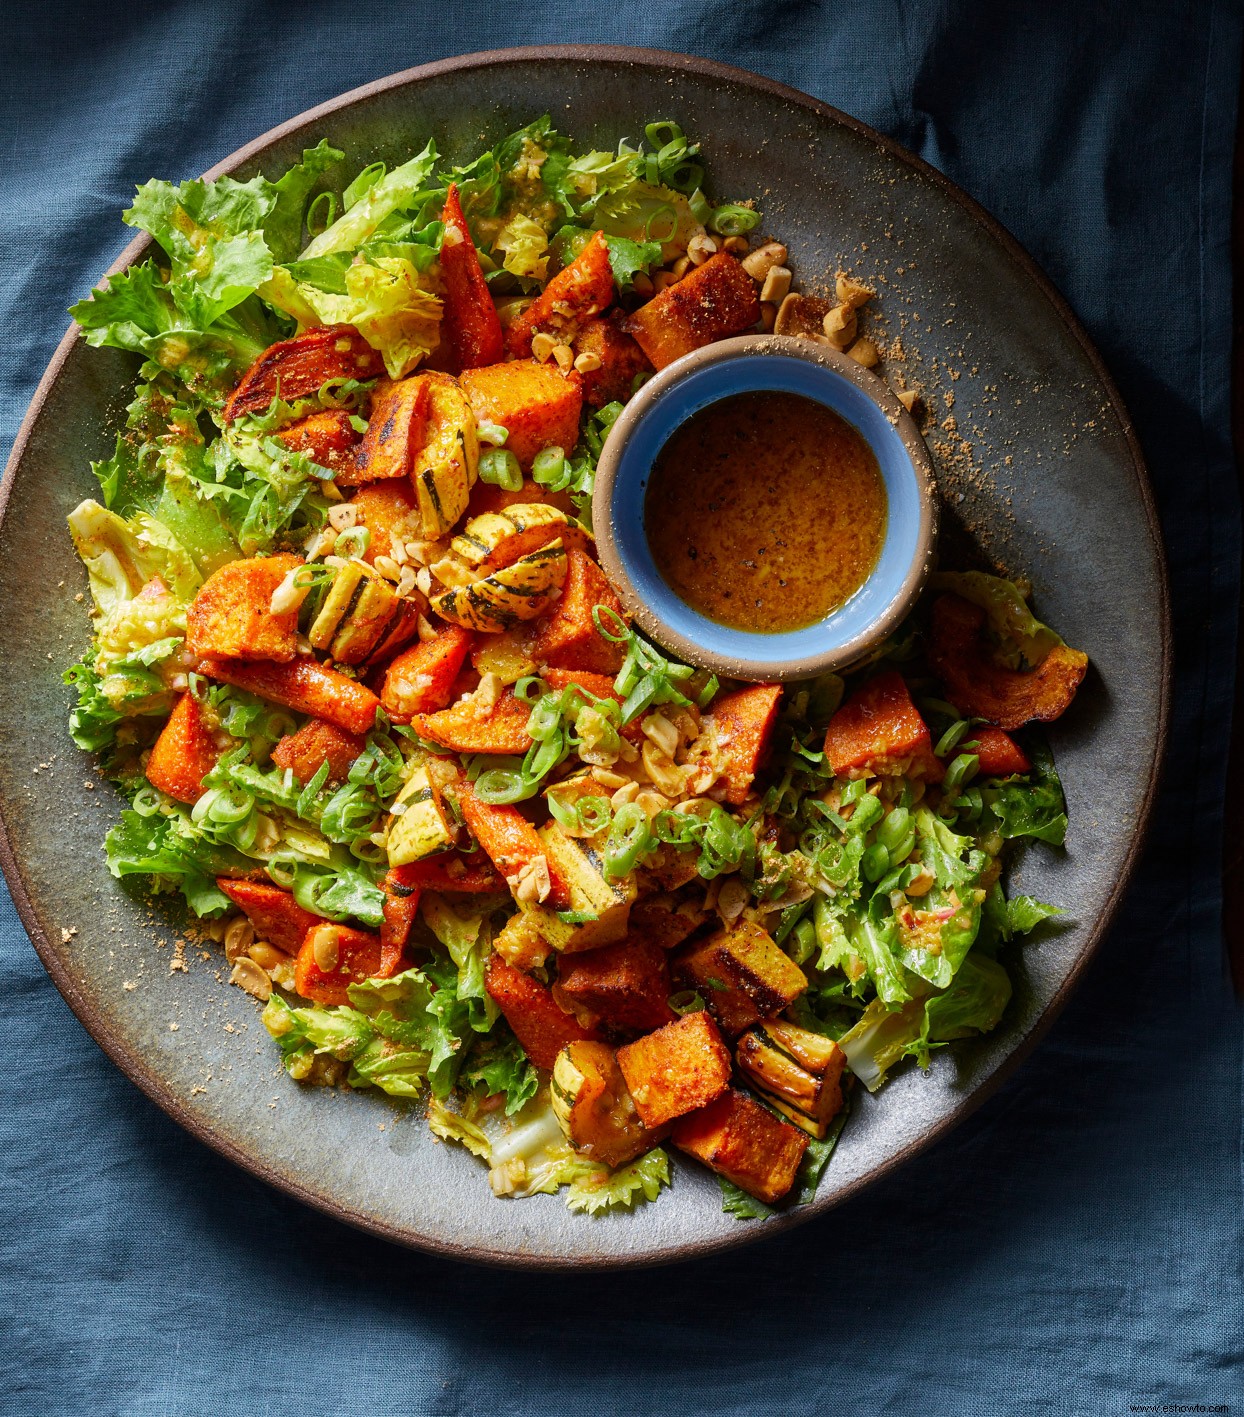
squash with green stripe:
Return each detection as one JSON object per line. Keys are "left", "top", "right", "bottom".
{"left": 521, "top": 819, "right": 635, "bottom": 952}
{"left": 450, "top": 502, "right": 573, "bottom": 569}
{"left": 413, "top": 373, "right": 479, "bottom": 538}
{"left": 551, "top": 1040, "right": 661, "bottom": 1168}
{"left": 386, "top": 762, "right": 456, "bottom": 866}
{"left": 734, "top": 1019, "right": 847, "bottom": 1138}
{"left": 304, "top": 559, "right": 406, "bottom": 665}
{"left": 431, "top": 539, "right": 567, "bottom": 632}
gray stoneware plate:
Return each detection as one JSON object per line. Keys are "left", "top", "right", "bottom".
{"left": 0, "top": 46, "right": 1169, "bottom": 1269}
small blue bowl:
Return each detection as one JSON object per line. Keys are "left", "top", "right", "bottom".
{"left": 592, "top": 334, "right": 939, "bottom": 682}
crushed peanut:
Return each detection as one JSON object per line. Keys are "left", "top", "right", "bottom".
{"left": 759, "top": 265, "right": 792, "bottom": 304}
{"left": 229, "top": 958, "right": 271, "bottom": 1002}
{"left": 741, "top": 241, "right": 787, "bottom": 281}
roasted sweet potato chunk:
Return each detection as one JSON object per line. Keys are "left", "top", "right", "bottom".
{"left": 628, "top": 895, "right": 706, "bottom": 951}
{"left": 507, "top": 230, "right": 615, "bottom": 356}
{"left": 350, "top": 481, "right": 424, "bottom": 565}
{"left": 275, "top": 409, "right": 362, "bottom": 472}
{"left": 551, "top": 1040, "right": 666, "bottom": 1168}
{"left": 928, "top": 593, "right": 1088, "bottom": 731}
{"left": 342, "top": 376, "right": 432, "bottom": 487}
{"left": 969, "top": 724, "right": 1033, "bottom": 776}
{"left": 823, "top": 669, "right": 944, "bottom": 780}
{"left": 270, "top": 718, "right": 366, "bottom": 785}
{"left": 675, "top": 919, "right": 808, "bottom": 1037}
{"left": 216, "top": 878, "right": 320, "bottom": 955}
{"left": 623, "top": 253, "right": 760, "bottom": 370}
{"left": 294, "top": 923, "right": 400, "bottom": 1007}
{"left": 615, "top": 1010, "right": 732, "bottom": 1128}
{"left": 411, "top": 684, "right": 532, "bottom": 754}
{"left": 145, "top": 693, "right": 219, "bottom": 805}
{"left": 222, "top": 325, "right": 384, "bottom": 423}
{"left": 703, "top": 683, "right": 782, "bottom": 806}
{"left": 386, "top": 851, "right": 506, "bottom": 895}
{"left": 199, "top": 656, "right": 380, "bottom": 736}
{"left": 672, "top": 1087, "right": 808, "bottom": 1204}
{"left": 572, "top": 315, "right": 652, "bottom": 407}
{"left": 556, "top": 939, "right": 675, "bottom": 1034}
{"left": 185, "top": 554, "right": 303, "bottom": 663}
{"left": 484, "top": 953, "right": 601, "bottom": 1069}
{"left": 381, "top": 626, "right": 476, "bottom": 722}
{"left": 460, "top": 360, "right": 583, "bottom": 470}
{"left": 438, "top": 183, "right": 505, "bottom": 372}
{"left": 529, "top": 546, "right": 626, "bottom": 675}
{"left": 457, "top": 778, "right": 570, "bottom": 909}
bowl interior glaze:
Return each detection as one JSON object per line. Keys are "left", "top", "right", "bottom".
{"left": 0, "top": 47, "right": 1168, "bottom": 1269}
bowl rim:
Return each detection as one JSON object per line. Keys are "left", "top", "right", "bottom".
{"left": 592, "top": 333, "right": 940, "bottom": 681}
{"left": 0, "top": 44, "right": 1172, "bottom": 1271}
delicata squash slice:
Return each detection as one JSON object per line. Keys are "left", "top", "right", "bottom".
{"left": 66, "top": 113, "right": 1090, "bottom": 1222}
{"left": 431, "top": 539, "right": 568, "bottom": 631}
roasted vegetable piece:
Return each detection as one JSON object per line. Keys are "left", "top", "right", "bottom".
{"left": 451, "top": 502, "right": 588, "bottom": 570}
{"left": 216, "top": 878, "right": 320, "bottom": 955}
{"left": 522, "top": 821, "right": 637, "bottom": 952}
{"left": 551, "top": 1040, "right": 667, "bottom": 1167}
{"left": 145, "top": 693, "right": 219, "bottom": 804}
{"left": 467, "top": 476, "right": 576, "bottom": 520}
{"left": 969, "top": 724, "right": 1033, "bottom": 776}
{"left": 493, "top": 909, "right": 552, "bottom": 971}
{"left": 571, "top": 315, "right": 653, "bottom": 408}
{"left": 341, "top": 375, "right": 432, "bottom": 487}
{"left": 409, "top": 371, "right": 480, "bottom": 537}
{"left": 386, "top": 762, "right": 456, "bottom": 866}
{"left": 199, "top": 656, "right": 380, "bottom": 736}
{"left": 411, "top": 681, "right": 531, "bottom": 753}
{"left": 671, "top": 1087, "right": 809, "bottom": 1204}
{"left": 305, "top": 559, "right": 407, "bottom": 665}
{"left": 628, "top": 895, "right": 707, "bottom": 951}
{"left": 702, "top": 683, "right": 783, "bottom": 806}
{"left": 438, "top": 183, "right": 505, "bottom": 373}
{"left": 529, "top": 545, "right": 626, "bottom": 675}
{"left": 823, "top": 669, "right": 945, "bottom": 780}
{"left": 381, "top": 881, "right": 420, "bottom": 956}
{"left": 460, "top": 360, "right": 584, "bottom": 471}
{"left": 270, "top": 718, "right": 366, "bottom": 785}
{"left": 735, "top": 1019, "right": 847, "bottom": 1138}
{"left": 381, "top": 625, "right": 475, "bottom": 722}
{"left": 483, "top": 953, "right": 601, "bottom": 1069}
{"left": 928, "top": 593, "right": 1088, "bottom": 730}
{"left": 221, "top": 325, "right": 385, "bottom": 423}
{"left": 275, "top": 409, "right": 362, "bottom": 472}
{"left": 294, "top": 923, "right": 401, "bottom": 1007}
{"left": 615, "top": 1010, "right": 732, "bottom": 1129}
{"left": 623, "top": 253, "right": 760, "bottom": 370}
{"left": 386, "top": 851, "right": 506, "bottom": 895}
{"left": 457, "top": 778, "right": 571, "bottom": 909}
{"left": 350, "top": 481, "right": 424, "bottom": 567}
{"left": 432, "top": 540, "right": 568, "bottom": 632}
{"left": 675, "top": 919, "right": 808, "bottom": 1037}
{"left": 556, "top": 939, "right": 676, "bottom": 1034}
{"left": 507, "top": 230, "right": 615, "bottom": 356}
{"left": 185, "top": 553, "right": 303, "bottom": 663}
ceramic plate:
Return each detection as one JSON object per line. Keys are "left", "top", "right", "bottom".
{"left": 0, "top": 47, "right": 1169, "bottom": 1268}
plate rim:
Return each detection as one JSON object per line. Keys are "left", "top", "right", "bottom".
{"left": 0, "top": 43, "right": 1173, "bottom": 1270}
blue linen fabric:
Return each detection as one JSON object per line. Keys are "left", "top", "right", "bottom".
{"left": 2, "top": 3, "right": 1241, "bottom": 1413}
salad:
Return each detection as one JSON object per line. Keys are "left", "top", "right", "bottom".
{"left": 64, "top": 116, "right": 1088, "bottom": 1217}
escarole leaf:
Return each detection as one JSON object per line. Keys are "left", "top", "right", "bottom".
{"left": 299, "top": 141, "right": 438, "bottom": 258}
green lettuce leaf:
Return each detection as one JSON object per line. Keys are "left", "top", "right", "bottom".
{"left": 458, "top": 1031, "right": 539, "bottom": 1116}
{"left": 928, "top": 571, "right": 1063, "bottom": 672}
{"left": 602, "top": 234, "right": 662, "bottom": 291}
{"left": 564, "top": 1148, "right": 671, "bottom": 1215}
{"left": 104, "top": 807, "right": 239, "bottom": 915}
{"left": 300, "top": 142, "right": 439, "bottom": 258}
{"left": 982, "top": 742, "right": 1068, "bottom": 845}
{"left": 420, "top": 896, "right": 499, "bottom": 1031}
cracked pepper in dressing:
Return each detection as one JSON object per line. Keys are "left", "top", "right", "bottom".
{"left": 644, "top": 390, "right": 888, "bottom": 633}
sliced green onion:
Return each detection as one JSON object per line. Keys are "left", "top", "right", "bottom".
{"left": 334, "top": 526, "right": 370, "bottom": 559}
{"left": 603, "top": 803, "right": 654, "bottom": 880}
{"left": 477, "top": 422, "right": 509, "bottom": 448}
{"left": 343, "top": 161, "right": 386, "bottom": 211}
{"left": 645, "top": 120, "right": 685, "bottom": 149}
{"left": 131, "top": 784, "right": 163, "bottom": 817}
{"left": 709, "top": 204, "right": 760, "bottom": 236}
{"left": 846, "top": 793, "right": 884, "bottom": 834}
{"left": 861, "top": 842, "right": 890, "bottom": 882}
{"left": 305, "top": 190, "right": 338, "bottom": 237}
{"left": 877, "top": 807, "right": 912, "bottom": 854}
{"left": 934, "top": 720, "right": 971, "bottom": 758}
{"left": 531, "top": 446, "right": 567, "bottom": 487}
{"left": 944, "top": 753, "right": 980, "bottom": 790}
{"left": 478, "top": 449, "right": 523, "bottom": 490}
{"left": 790, "top": 916, "right": 817, "bottom": 966}
{"left": 667, "top": 989, "right": 706, "bottom": 1016}
{"left": 295, "top": 759, "right": 331, "bottom": 818}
